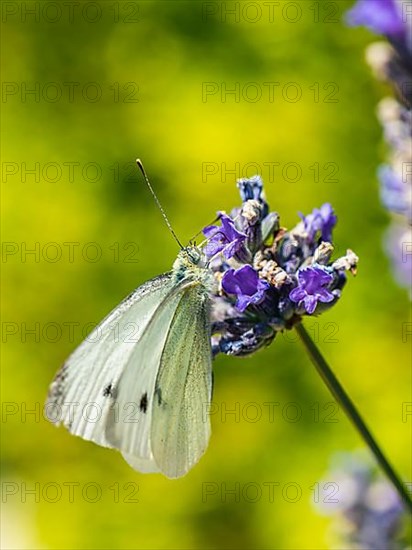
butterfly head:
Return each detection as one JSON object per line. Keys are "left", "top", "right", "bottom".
{"left": 183, "top": 246, "right": 202, "bottom": 265}
{"left": 172, "top": 246, "right": 210, "bottom": 283}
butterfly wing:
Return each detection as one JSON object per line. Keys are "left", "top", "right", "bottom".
{"left": 150, "top": 282, "right": 213, "bottom": 478}
{"left": 46, "top": 273, "right": 174, "bottom": 450}
{"left": 104, "top": 280, "right": 195, "bottom": 469}
{"left": 48, "top": 263, "right": 213, "bottom": 477}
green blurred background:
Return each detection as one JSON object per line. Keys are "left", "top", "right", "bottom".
{"left": 2, "top": 1, "right": 411, "bottom": 548}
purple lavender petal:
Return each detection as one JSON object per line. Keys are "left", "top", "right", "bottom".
{"left": 203, "top": 241, "right": 222, "bottom": 257}
{"left": 235, "top": 265, "right": 260, "bottom": 294}
{"left": 319, "top": 203, "right": 337, "bottom": 242}
{"left": 290, "top": 287, "right": 306, "bottom": 301}
{"left": 202, "top": 225, "right": 220, "bottom": 239}
{"left": 221, "top": 269, "right": 240, "bottom": 295}
{"left": 304, "top": 295, "right": 317, "bottom": 314}
{"left": 222, "top": 239, "right": 243, "bottom": 259}
{"left": 290, "top": 265, "right": 334, "bottom": 314}
{"left": 236, "top": 295, "right": 252, "bottom": 312}
{"left": 220, "top": 215, "right": 239, "bottom": 239}
{"left": 202, "top": 214, "right": 247, "bottom": 259}
{"left": 317, "top": 288, "right": 335, "bottom": 303}
{"left": 300, "top": 204, "right": 337, "bottom": 243}
{"left": 222, "top": 265, "right": 270, "bottom": 312}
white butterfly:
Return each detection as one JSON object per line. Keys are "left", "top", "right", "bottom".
{"left": 46, "top": 246, "right": 214, "bottom": 478}
{"left": 46, "top": 163, "right": 215, "bottom": 479}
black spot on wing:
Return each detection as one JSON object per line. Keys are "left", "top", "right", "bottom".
{"left": 103, "top": 383, "right": 117, "bottom": 398}
{"left": 139, "top": 392, "right": 148, "bottom": 413}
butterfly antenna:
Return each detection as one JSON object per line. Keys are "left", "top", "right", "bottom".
{"left": 136, "top": 159, "right": 184, "bottom": 249}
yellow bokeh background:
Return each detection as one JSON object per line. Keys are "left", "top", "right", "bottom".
{"left": 1, "top": 1, "right": 411, "bottom": 548}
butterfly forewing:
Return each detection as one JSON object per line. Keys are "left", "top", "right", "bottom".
{"left": 46, "top": 273, "right": 173, "bottom": 448}
{"left": 151, "top": 282, "right": 213, "bottom": 478}
{"left": 104, "top": 282, "right": 192, "bottom": 462}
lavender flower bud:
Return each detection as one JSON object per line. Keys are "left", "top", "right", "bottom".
{"left": 240, "top": 199, "right": 264, "bottom": 255}
{"left": 261, "top": 212, "right": 280, "bottom": 241}
{"left": 365, "top": 41, "right": 395, "bottom": 79}
{"left": 332, "top": 250, "right": 359, "bottom": 274}
{"left": 313, "top": 242, "right": 335, "bottom": 264}
{"left": 241, "top": 199, "right": 262, "bottom": 225}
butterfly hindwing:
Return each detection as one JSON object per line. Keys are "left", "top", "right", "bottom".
{"left": 150, "top": 282, "right": 213, "bottom": 478}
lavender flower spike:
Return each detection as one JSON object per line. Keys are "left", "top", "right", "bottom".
{"left": 203, "top": 213, "right": 247, "bottom": 259}
{"left": 314, "top": 451, "right": 410, "bottom": 549}
{"left": 222, "top": 265, "right": 270, "bottom": 313}
{"left": 289, "top": 266, "right": 335, "bottom": 314}
{"left": 203, "top": 176, "right": 357, "bottom": 357}
{"left": 345, "top": 0, "right": 411, "bottom": 296}
{"left": 346, "top": 0, "right": 406, "bottom": 41}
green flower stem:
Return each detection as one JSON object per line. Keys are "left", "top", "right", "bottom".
{"left": 295, "top": 322, "right": 412, "bottom": 514}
